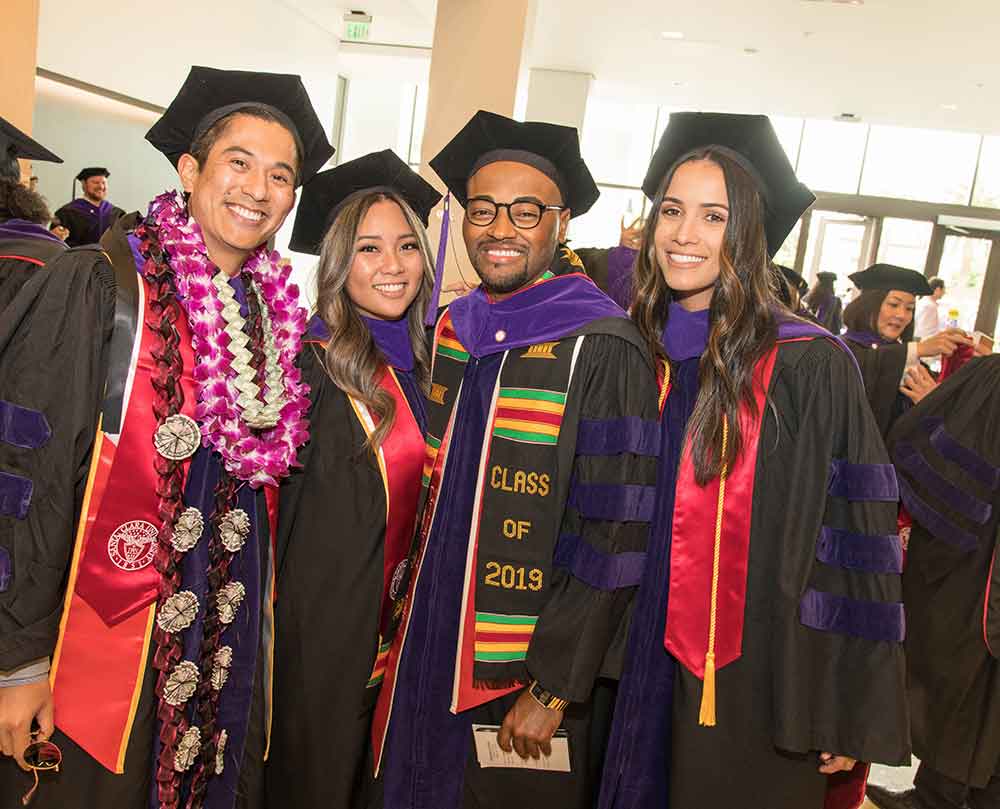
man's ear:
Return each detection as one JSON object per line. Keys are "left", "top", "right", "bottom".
{"left": 177, "top": 153, "right": 200, "bottom": 194}
{"left": 557, "top": 208, "right": 571, "bottom": 243}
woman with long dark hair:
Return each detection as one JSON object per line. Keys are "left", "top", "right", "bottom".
{"left": 599, "top": 113, "right": 909, "bottom": 809}
{"left": 806, "top": 271, "right": 843, "bottom": 333}
{"left": 842, "top": 265, "right": 972, "bottom": 437}
{"left": 265, "top": 151, "right": 439, "bottom": 809}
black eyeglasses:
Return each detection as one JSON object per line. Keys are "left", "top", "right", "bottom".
{"left": 464, "top": 198, "right": 566, "bottom": 230}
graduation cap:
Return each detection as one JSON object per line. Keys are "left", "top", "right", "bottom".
{"left": 429, "top": 110, "right": 599, "bottom": 217}
{"left": 816, "top": 271, "right": 838, "bottom": 284}
{"left": 289, "top": 150, "right": 442, "bottom": 255}
{"left": 0, "top": 117, "right": 63, "bottom": 165}
{"left": 145, "top": 66, "right": 334, "bottom": 186}
{"left": 849, "top": 263, "right": 933, "bottom": 296}
{"left": 643, "top": 112, "right": 815, "bottom": 257}
{"left": 76, "top": 167, "right": 109, "bottom": 181}
{"left": 775, "top": 264, "right": 808, "bottom": 296}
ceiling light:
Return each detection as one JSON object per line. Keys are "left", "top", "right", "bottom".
{"left": 661, "top": 31, "right": 685, "bottom": 39}
{"left": 941, "top": 103, "right": 959, "bottom": 111}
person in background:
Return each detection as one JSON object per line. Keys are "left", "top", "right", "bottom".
{"left": 28, "top": 176, "right": 38, "bottom": 193}
{"left": 375, "top": 110, "right": 659, "bottom": 809}
{"left": 842, "top": 264, "right": 972, "bottom": 437}
{"left": 0, "top": 65, "right": 333, "bottom": 809}
{"left": 914, "top": 277, "right": 946, "bottom": 338}
{"left": 805, "top": 271, "right": 843, "bottom": 333}
{"left": 866, "top": 354, "right": 1000, "bottom": 809}
{"left": 0, "top": 117, "right": 67, "bottom": 291}
{"left": 54, "top": 167, "right": 125, "bottom": 246}
{"left": 265, "top": 150, "right": 439, "bottom": 809}
{"left": 600, "top": 111, "right": 908, "bottom": 809}
{"left": 773, "top": 263, "right": 812, "bottom": 317}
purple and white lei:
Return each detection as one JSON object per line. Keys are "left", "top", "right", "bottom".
{"left": 144, "top": 191, "right": 309, "bottom": 487}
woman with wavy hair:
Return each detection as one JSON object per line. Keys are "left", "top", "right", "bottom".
{"left": 598, "top": 113, "right": 909, "bottom": 809}
{"left": 806, "top": 271, "right": 844, "bottom": 333}
{"left": 265, "top": 150, "right": 440, "bottom": 809}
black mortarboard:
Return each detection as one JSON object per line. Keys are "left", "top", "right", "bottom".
{"left": 429, "top": 110, "right": 599, "bottom": 217}
{"left": 816, "top": 271, "right": 838, "bottom": 284}
{"left": 0, "top": 117, "right": 62, "bottom": 164}
{"left": 145, "top": 66, "right": 334, "bottom": 186}
{"left": 289, "top": 150, "right": 442, "bottom": 255}
{"left": 775, "top": 264, "right": 808, "bottom": 296}
{"left": 849, "top": 263, "right": 933, "bottom": 296}
{"left": 76, "top": 167, "right": 110, "bottom": 181}
{"left": 643, "top": 112, "right": 815, "bottom": 257}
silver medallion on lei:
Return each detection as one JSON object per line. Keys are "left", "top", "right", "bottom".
{"left": 154, "top": 414, "right": 201, "bottom": 461}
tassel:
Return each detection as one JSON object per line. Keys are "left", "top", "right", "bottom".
{"left": 699, "top": 651, "right": 717, "bottom": 726}
{"left": 425, "top": 193, "right": 450, "bottom": 326}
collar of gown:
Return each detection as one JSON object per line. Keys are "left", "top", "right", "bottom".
{"left": 662, "top": 301, "right": 710, "bottom": 361}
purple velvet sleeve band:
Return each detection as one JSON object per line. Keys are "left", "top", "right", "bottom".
{"left": 827, "top": 459, "right": 899, "bottom": 502}
{"left": 0, "top": 472, "right": 33, "bottom": 520}
{"left": 816, "top": 526, "right": 903, "bottom": 575}
{"left": 553, "top": 534, "right": 646, "bottom": 591}
{"left": 568, "top": 481, "right": 656, "bottom": 522}
{"left": 926, "top": 418, "right": 1000, "bottom": 491}
{"left": 898, "top": 476, "right": 979, "bottom": 553}
{"left": 799, "top": 587, "right": 905, "bottom": 643}
{"left": 895, "top": 441, "right": 992, "bottom": 525}
{"left": 0, "top": 401, "right": 51, "bottom": 449}
{"left": 575, "top": 417, "right": 661, "bottom": 457}
{"left": 0, "top": 547, "right": 10, "bottom": 592}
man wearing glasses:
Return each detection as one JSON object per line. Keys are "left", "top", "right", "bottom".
{"left": 371, "top": 110, "right": 659, "bottom": 809}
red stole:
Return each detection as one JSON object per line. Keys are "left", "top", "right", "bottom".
{"left": 50, "top": 278, "right": 198, "bottom": 773}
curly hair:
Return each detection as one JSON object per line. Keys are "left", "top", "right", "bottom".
{"left": 0, "top": 178, "right": 51, "bottom": 224}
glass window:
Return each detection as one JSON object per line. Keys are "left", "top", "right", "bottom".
{"left": 770, "top": 116, "right": 804, "bottom": 169}
{"left": 408, "top": 84, "right": 428, "bottom": 165}
{"left": 972, "top": 136, "right": 1000, "bottom": 209}
{"left": 796, "top": 120, "right": 868, "bottom": 194}
{"left": 581, "top": 97, "right": 658, "bottom": 186}
{"left": 861, "top": 126, "right": 980, "bottom": 205}
{"left": 877, "top": 218, "right": 933, "bottom": 271}
{"left": 567, "top": 185, "right": 647, "bottom": 250}
{"left": 802, "top": 211, "right": 872, "bottom": 287}
{"left": 936, "top": 235, "right": 992, "bottom": 332}
{"left": 772, "top": 218, "right": 803, "bottom": 268}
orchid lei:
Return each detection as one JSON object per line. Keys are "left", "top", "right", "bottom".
{"left": 141, "top": 190, "right": 309, "bottom": 487}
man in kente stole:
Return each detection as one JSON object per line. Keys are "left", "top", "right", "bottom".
{"left": 0, "top": 66, "right": 333, "bottom": 809}
{"left": 372, "top": 110, "right": 660, "bottom": 809}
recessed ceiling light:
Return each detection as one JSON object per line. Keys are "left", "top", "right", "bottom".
{"left": 743, "top": 47, "right": 759, "bottom": 54}
{"left": 941, "top": 103, "right": 959, "bottom": 111}
{"left": 671, "top": 80, "right": 687, "bottom": 87}
{"left": 661, "top": 31, "right": 684, "bottom": 39}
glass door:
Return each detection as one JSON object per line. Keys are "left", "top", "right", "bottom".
{"left": 803, "top": 211, "right": 876, "bottom": 296}
{"left": 935, "top": 235, "right": 993, "bottom": 332}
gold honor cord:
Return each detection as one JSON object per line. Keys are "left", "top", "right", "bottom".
{"left": 657, "top": 359, "right": 671, "bottom": 413}
{"left": 698, "top": 416, "right": 729, "bottom": 728}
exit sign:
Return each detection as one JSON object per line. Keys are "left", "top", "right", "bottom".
{"left": 345, "top": 20, "right": 370, "bottom": 40}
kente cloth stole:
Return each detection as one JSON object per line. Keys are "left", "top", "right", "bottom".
{"left": 370, "top": 312, "right": 583, "bottom": 769}
{"left": 342, "top": 364, "right": 425, "bottom": 688}
{"left": 50, "top": 274, "right": 199, "bottom": 774}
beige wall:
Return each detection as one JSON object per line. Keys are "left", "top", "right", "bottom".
{"left": 2, "top": 0, "right": 40, "bottom": 180}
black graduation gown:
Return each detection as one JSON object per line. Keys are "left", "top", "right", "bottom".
{"left": 266, "top": 347, "right": 425, "bottom": 809}
{"left": 845, "top": 338, "right": 911, "bottom": 438}
{"left": 54, "top": 200, "right": 125, "bottom": 248}
{"left": 668, "top": 338, "right": 910, "bottom": 809}
{"left": 0, "top": 225, "right": 67, "bottom": 313}
{"left": 888, "top": 355, "right": 1000, "bottom": 789}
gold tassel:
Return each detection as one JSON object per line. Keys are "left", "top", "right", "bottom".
{"left": 699, "top": 651, "right": 717, "bottom": 726}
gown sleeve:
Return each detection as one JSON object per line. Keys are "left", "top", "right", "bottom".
{"left": 847, "top": 340, "right": 909, "bottom": 438}
{"left": 0, "top": 250, "right": 115, "bottom": 670}
{"left": 768, "top": 338, "right": 909, "bottom": 765}
{"left": 526, "top": 334, "right": 660, "bottom": 702}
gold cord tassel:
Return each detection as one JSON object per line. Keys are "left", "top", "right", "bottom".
{"left": 699, "top": 417, "right": 729, "bottom": 728}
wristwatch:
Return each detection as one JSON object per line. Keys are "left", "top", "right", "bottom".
{"left": 528, "top": 679, "right": 569, "bottom": 712}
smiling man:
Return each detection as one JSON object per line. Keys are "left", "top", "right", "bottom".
{"left": 0, "top": 66, "right": 332, "bottom": 809}
{"left": 372, "top": 111, "right": 659, "bottom": 809}
{"left": 55, "top": 167, "right": 125, "bottom": 247}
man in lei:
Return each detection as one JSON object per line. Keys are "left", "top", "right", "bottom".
{"left": 0, "top": 66, "right": 332, "bottom": 809}
{"left": 372, "top": 110, "right": 660, "bottom": 809}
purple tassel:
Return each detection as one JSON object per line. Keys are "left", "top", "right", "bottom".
{"left": 425, "top": 192, "right": 450, "bottom": 327}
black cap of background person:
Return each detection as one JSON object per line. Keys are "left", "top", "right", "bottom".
{"left": 643, "top": 112, "right": 815, "bottom": 258}
{"left": 290, "top": 149, "right": 442, "bottom": 256}
{"left": 849, "top": 263, "right": 933, "bottom": 297}
{"left": 145, "top": 66, "right": 335, "bottom": 187}
{"left": 0, "top": 116, "right": 62, "bottom": 182}
{"left": 429, "top": 110, "right": 599, "bottom": 217}
{"left": 775, "top": 264, "right": 808, "bottom": 296}
{"left": 817, "top": 271, "right": 838, "bottom": 284}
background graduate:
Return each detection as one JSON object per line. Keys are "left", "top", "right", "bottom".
{"left": 373, "top": 111, "right": 660, "bottom": 809}
{"left": 842, "top": 264, "right": 971, "bottom": 437}
{"left": 54, "top": 167, "right": 125, "bottom": 247}
{"left": 868, "top": 355, "right": 1000, "bottom": 809}
{"left": 0, "top": 66, "right": 332, "bottom": 809}
{"left": 265, "top": 150, "right": 438, "bottom": 809}
{"left": 599, "top": 112, "right": 909, "bottom": 809}
{"left": 806, "top": 271, "right": 844, "bottom": 333}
